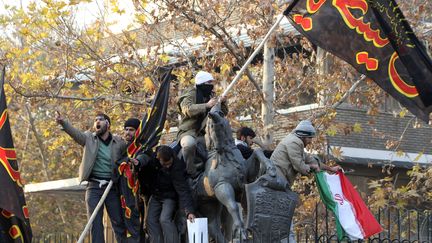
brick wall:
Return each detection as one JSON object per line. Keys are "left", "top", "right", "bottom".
{"left": 330, "top": 106, "right": 432, "bottom": 153}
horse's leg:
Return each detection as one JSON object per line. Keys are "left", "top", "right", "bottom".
{"left": 198, "top": 201, "right": 226, "bottom": 243}
{"left": 214, "top": 183, "right": 245, "bottom": 239}
{"left": 245, "top": 149, "right": 276, "bottom": 182}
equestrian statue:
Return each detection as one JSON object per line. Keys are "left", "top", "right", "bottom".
{"left": 182, "top": 104, "right": 298, "bottom": 242}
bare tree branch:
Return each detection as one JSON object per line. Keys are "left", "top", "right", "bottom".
{"left": 313, "top": 75, "right": 366, "bottom": 120}
{"left": 9, "top": 82, "right": 147, "bottom": 105}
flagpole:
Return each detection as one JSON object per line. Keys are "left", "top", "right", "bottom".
{"left": 220, "top": 14, "right": 285, "bottom": 98}
{"left": 77, "top": 180, "right": 113, "bottom": 243}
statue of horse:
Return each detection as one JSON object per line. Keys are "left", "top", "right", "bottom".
{"left": 189, "top": 105, "right": 277, "bottom": 242}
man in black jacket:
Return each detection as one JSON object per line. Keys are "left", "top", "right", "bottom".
{"left": 235, "top": 127, "right": 273, "bottom": 159}
{"left": 137, "top": 145, "right": 195, "bottom": 243}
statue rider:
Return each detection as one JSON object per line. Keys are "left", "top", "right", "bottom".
{"left": 177, "top": 71, "right": 228, "bottom": 177}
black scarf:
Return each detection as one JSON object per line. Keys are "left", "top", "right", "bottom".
{"left": 196, "top": 84, "right": 214, "bottom": 104}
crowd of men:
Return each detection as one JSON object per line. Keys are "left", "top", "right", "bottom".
{"left": 55, "top": 71, "right": 340, "bottom": 243}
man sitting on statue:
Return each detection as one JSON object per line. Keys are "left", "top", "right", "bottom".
{"left": 177, "top": 71, "right": 228, "bottom": 177}
{"left": 133, "top": 145, "right": 196, "bottom": 243}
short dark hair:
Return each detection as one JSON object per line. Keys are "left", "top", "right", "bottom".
{"left": 156, "top": 145, "right": 175, "bottom": 162}
{"left": 236, "top": 127, "right": 256, "bottom": 140}
{"left": 95, "top": 112, "right": 111, "bottom": 125}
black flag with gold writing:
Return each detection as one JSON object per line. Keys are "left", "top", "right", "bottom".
{"left": 284, "top": 0, "right": 432, "bottom": 122}
{"left": 0, "top": 67, "right": 32, "bottom": 243}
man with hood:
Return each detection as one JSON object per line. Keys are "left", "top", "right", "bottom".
{"left": 271, "top": 120, "right": 341, "bottom": 243}
{"left": 177, "top": 71, "right": 228, "bottom": 177}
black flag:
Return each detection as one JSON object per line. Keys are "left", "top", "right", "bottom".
{"left": 116, "top": 69, "right": 172, "bottom": 238}
{"left": 0, "top": 66, "right": 32, "bottom": 243}
{"left": 127, "top": 69, "right": 172, "bottom": 157}
{"left": 284, "top": 0, "right": 432, "bottom": 122}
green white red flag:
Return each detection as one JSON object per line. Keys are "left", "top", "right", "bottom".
{"left": 315, "top": 171, "right": 382, "bottom": 240}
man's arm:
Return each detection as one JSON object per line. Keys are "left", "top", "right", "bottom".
{"left": 305, "top": 153, "right": 341, "bottom": 173}
{"left": 56, "top": 112, "right": 87, "bottom": 146}
{"left": 130, "top": 152, "right": 153, "bottom": 169}
{"left": 179, "top": 93, "right": 208, "bottom": 118}
{"left": 285, "top": 142, "right": 311, "bottom": 175}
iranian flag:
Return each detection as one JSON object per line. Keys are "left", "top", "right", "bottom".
{"left": 315, "top": 171, "right": 382, "bottom": 240}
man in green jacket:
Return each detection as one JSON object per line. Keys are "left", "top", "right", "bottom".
{"left": 177, "top": 71, "right": 227, "bottom": 177}
{"left": 56, "top": 112, "right": 127, "bottom": 243}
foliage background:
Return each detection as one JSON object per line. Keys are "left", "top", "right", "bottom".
{"left": 0, "top": 0, "right": 430, "bottom": 235}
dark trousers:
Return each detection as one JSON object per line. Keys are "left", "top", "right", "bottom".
{"left": 86, "top": 182, "right": 127, "bottom": 243}
{"left": 146, "top": 196, "right": 179, "bottom": 243}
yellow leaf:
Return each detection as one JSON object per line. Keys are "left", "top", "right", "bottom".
{"left": 353, "top": 122, "right": 362, "bottom": 133}
{"left": 399, "top": 108, "right": 407, "bottom": 118}
{"left": 326, "top": 125, "right": 337, "bottom": 136}
{"left": 43, "top": 129, "right": 50, "bottom": 137}
{"left": 76, "top": 57, "right": 84, "bottom": 66}
{"left": 220, "top": 63, "right": 230, "bottom": 75}
{"left": 159, "top": 54, "right": 170, "bottom": 63}
{"left": 413, "top": 152, "right": 423, "bottom": 162}
{"left": 144, "top": 77, "right": 155, "bottom": 91}
{"left": 396, "top": 150, "right": 405, "bottom": 157}
{"left": 135, "top": 13, "right": 146, "bottom": 24}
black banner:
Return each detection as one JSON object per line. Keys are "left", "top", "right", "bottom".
{"left": 117, "top": 69, "right": 172, "bottom": 237}
{"left": 0, "top": 67, "right": 32, "bottom": 243}
{"left": 284, "top": 0, "right": 432, "bottom": 122}
{"left": 127, "top": 68, "right": 172, "bottom": 157}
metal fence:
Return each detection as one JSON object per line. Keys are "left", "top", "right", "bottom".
{"left": 32, "top": 233, "right": 90, "bottom": 243}
{"left": 296, "top": 205, "right": 432, "bottom": 243}
{"left": 33, "top": 205, "right": 432, "bottom": 243}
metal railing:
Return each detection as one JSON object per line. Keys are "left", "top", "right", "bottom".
{"left": 33, "top": 205, "right": 432, "bottom": 243}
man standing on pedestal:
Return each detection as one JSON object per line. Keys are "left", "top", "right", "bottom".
{"left": 56, "top": 112, "right": 127, "bottom": 243}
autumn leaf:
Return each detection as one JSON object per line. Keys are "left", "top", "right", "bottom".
{"left": 220, "top": 63, "right": 230, "bottom": 75}
{"left": 399, "top": 108, "right": 407, "bottom": 118}
{"left": 326, "top": 125, "right": 337, "bottom": 136}
{"left": 144, "top": 77, "right": 155, "bottom": 92}
{"left": 353, "top": 122, "right": 362, "bottom": 133}
{"left": 331, "top": 146, "right": 343, "bottom": 160}
{"left": 396, "top": 150, "right": 405, "bottom": 157}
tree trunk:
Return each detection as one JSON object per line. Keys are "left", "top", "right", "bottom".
{"left": 316, "top": 47, "right": 334, "bottom": 106}
{"left": 261, "top": 42, "right": 275, "bottom": 146}
{"left": 25, "top": 105, "right": 67, "bottom": 224}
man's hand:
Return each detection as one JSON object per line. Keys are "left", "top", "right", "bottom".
{"left": 187, "top": 213, "right": 196, "bottom": 223}
{"left": 129, "top": 158, "right": 139, "bottom": 166}
{"left": 309, "top": 163, "right": 321, "bottom": 172}
{"left": 328, "top": 165, "right": 342, "bottom": 173}
{"left": 55, "top": 111, "right": 64, "bottom": 124}
{"left": 206, "top": 98, "right": 218, "bottom": 108}
{"left": 219, "top": 95, "right": 227, "bottom": 103}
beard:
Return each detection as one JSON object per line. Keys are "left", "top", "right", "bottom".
{"left": 125, "top": 134, "right": 133, "bottom": 143}
{"left": 95, "top": 123, "right": 108, "bottom": 136}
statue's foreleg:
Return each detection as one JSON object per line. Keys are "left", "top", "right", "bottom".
{"left": 214, "top": 183, "right": 246, "bottom": 239}
{"left": 246, "top": 149, "right": 276, "bottom": 182}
